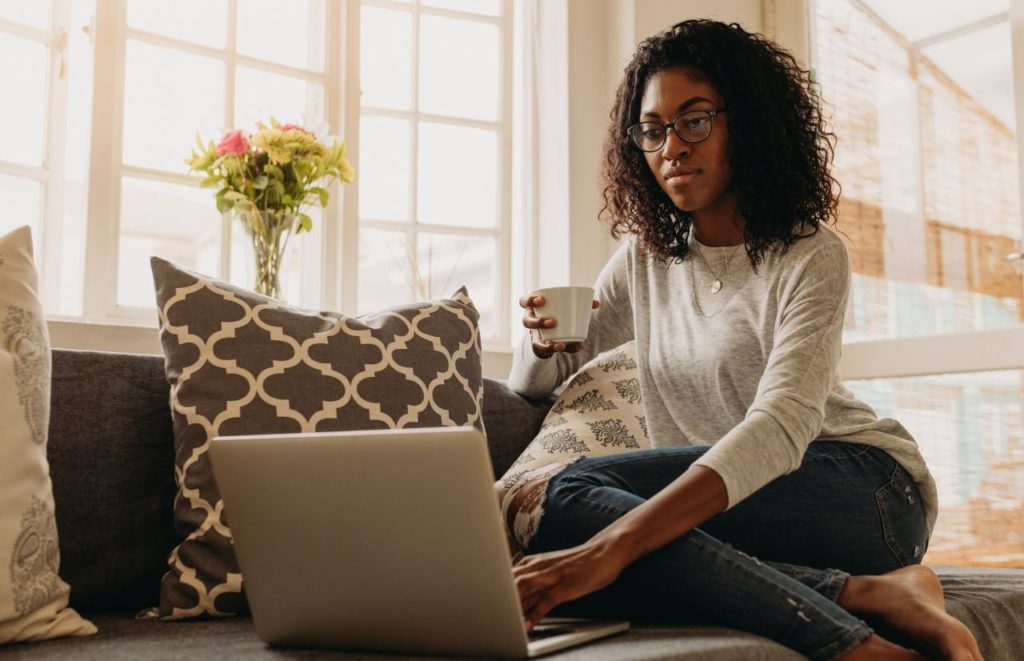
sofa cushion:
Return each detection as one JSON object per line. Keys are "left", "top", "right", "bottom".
{"left": 497, "top": 341, "right": 649, "bottom": 552}
{"left": 148, "top": 257, "right": 485, "bottom": 620}
{"left": 4, "top": 567, "right": 1024, "bottom": 660}
{"left": 48, "top": 350, "right": 178, "bottom": 613}
{"left": 0, "top": 227, "right": 95, "bottom": 644}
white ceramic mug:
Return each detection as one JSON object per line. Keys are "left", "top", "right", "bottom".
{"left": 531, "top": 286, "right": 596, "bottom": 343}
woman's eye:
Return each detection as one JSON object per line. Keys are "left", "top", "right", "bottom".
{"left": 686, "top": 119, "right": 708, "bottom": 130}
{"left": 642, "top": 128, "right": 663, "bottom": 139}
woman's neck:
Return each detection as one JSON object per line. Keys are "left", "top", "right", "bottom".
{"left": 691, "top": 216, "right": 745, "bottom": 247}
{"left": 690, "top": 193, "right": 745, "bottom": 247}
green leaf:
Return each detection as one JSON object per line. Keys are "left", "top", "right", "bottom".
{"left": 215, "top": 194, "right": 232, "bottom": 214}
{"left": 252, "top": 175, "right": 269, "bottom": 190}
{"left": 312, "top": 187, "right": 329, "bottom": 207}
{"left": 298, "top": 213, "right": 313, "bottom": 232}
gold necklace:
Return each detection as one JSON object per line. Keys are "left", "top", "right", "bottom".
{"left": 692, "top": 242, "right": 743, "bottom": 294}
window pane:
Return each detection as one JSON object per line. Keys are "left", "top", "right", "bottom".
{"left": 357, "top": 228, "right": 415, "bottom": 314}
{"left": 0, "top": 0, "right": 50, "bottom": 29}
{"left": 816, "top": 0, "right": 1022, "bottom": 343}
{"left": 360, "top": 6, "right": 412, "bottom": 110}
{"left": 235, "top": 67, "right": 325, "bottom": 131}
{"left": 0, "top": 174, "right": 42, "bottom": 254}
{"left": 359, "top": 116, "right": 411, "bottom": 222}
{"left": 848, "top": 370, "right": 1024, "bottom": 566}
{"left": 0, "top": 34, "right": 48, "bottom": 166}
{"left": 127, "top": 0, "right": 227, "bottom": 48}
{"left": 419, "top": 15, "right": 499, "bottom": 121}
{"left": 920, "top": 22, "right": 1015, "bottom": 129}
{"left": 236, "top": 0, "right": 325, "bottom": 72}
{"left": 855, "top": 0, "right": 1006, "bottom": 43}
{"left": 118, "top": 177, "right": 221, "bottom": 307}
{"left": 122, "top": 41, "right": 225, "bottom": 173}
{"left": 418, "top": 232, "right": 498, "bottom": 338}
{"left": 422, "top": 0, "right": 501, "bottom": 16}
{"left": 417, "top": 122, "right": 497, "bottom": 228}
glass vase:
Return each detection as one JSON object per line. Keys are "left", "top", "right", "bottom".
{"left": 239, "top": 209, "right": 296, "bottom": 300}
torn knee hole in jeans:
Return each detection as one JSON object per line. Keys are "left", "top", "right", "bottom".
{"left": 786, "top": 597, "right": 813, "bottom": 623}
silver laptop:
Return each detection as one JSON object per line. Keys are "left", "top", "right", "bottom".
{"left": 209, "top": 426, "right": 629, "bottom": 657}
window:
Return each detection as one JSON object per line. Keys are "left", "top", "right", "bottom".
{"left": 813, "top": 0, "right": 1024, "bottom": 565}
{"left": 355, "top": 0, "right": 511, "bottom": 343}
{"left": 0, "top": 0, "right": 514, "bottom": 349}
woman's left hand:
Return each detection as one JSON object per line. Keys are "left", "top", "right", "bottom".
{"left": 513, "top": 538, "right": 632, "bottom": 630}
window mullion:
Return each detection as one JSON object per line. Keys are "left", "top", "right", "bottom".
{"left": 40, "top": 0, "right": 72, "bottom": 313}
{"left": 339, "top": 0, "right": 362, "bottom": 315}
{"left": 220, "top": 0, "right": 237, "bottom": 283}
{"left": 320, "top": 0, "right": 346, "bottom": 312}
{"left": 1010, "top": 0, "right": 1024, "bottom": 249}
{"left": 496, "top": 0, "right": 512, "bottom": 348}
{"left": 0, "top": 18, "right": 50, "bottom": 42}
{"left": 409, "top": 3, "right": 420, "bottom": 293}
{"left": 82, "top": 0, "right": 127, "bottom": 321}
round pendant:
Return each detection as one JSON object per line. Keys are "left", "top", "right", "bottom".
{"left": 710, "top": 280, "right": 722, "bottom": 294}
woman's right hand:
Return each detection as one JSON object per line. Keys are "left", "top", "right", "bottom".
{"left": 519, "top": 294, "right": 600, "bottom": 359}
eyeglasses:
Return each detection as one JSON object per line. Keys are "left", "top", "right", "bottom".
{"left": 626, "top": 108, "right": 727, "bottom": 152}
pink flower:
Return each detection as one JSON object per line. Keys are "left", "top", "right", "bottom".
{"left": 278, "top": 123, "right": 307, "bottom": 133}
{"left": 216, "top": 129, "right": 249, "bottom": 156}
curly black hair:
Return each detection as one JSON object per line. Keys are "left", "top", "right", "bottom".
{"left": 601, "top": 19, "right": 840, "bottom": 270}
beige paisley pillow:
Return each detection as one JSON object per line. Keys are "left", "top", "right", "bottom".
{"left": 147, "top": 257, "right": 484, "bottom": 620}
{"left": 0, "top": 227, "right": 96, "bottom": 644}
{"left": 497, "top": 340, "right": 649, "bottom": 552}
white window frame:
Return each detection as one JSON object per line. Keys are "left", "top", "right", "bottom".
{"left": 0, "top": 0, "right": 71, "bottom": 311}
{"left": 348, "top": 0, "right": 514, "bottom": 348}
{"left": 59, "top": 0, "right": 514, "bottom": 354}
{"left": 81, "top": 0, "right": 345, "bottom": 322}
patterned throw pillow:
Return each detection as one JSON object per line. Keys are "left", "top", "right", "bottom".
{"left": 147, "top": 257, "right": 485, "bottom": 620}
{"left": 497, "top": 341, "right": 648, "bottom": 554}
{"left": 0, "top": 227, "right": 96, "bottom": 644}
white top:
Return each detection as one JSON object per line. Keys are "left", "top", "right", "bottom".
{"left": 508, "top": 225, "right": 938, "bottom": 535}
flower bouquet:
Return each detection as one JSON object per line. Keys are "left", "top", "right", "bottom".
{"left": 186, "top": 119, "right": 354, "bottom": 298}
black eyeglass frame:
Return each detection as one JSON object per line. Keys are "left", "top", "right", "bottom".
{"left": 626, "top": 108, "right": 728, "bottom": 152}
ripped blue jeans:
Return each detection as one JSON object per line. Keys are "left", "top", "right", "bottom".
{"left": 527, "top": 441, "right": 929, "bottom": 661}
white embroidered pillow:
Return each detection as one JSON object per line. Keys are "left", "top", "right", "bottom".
{"left": 497, "top": 341, "right": 649, "bottom": 550}
{"left": 0, "top": 226, "right": 96, "bottom": 644}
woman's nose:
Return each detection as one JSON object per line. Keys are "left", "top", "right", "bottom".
{"left": 660, "top": 127, "right": 691, "bottom": 160}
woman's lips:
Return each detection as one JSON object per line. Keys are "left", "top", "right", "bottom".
{"left": 665, "top": 170, "right": 699, "bottom": 185}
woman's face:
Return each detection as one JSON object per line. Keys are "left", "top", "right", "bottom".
{"left": 638, "top": 67, "right": 733, "bottom": 217}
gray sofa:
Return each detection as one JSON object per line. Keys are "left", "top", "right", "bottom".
{"left": 3, "top": 348, "right": 1024, "bottom": 660}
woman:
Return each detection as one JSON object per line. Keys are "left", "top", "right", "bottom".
{"left": 507, "top": 19, "right": 981, "bottom": 661}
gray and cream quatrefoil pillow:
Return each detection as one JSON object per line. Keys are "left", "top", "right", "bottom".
{"left": 147, "top": 257, "right": 485, "bottom": 620}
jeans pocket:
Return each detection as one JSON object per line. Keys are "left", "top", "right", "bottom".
{"left": 874, "top": 464, "right": 927, "bottom": 567}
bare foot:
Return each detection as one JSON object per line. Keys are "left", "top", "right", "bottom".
{"left": 837, "top": 565, "right": 982, "bottom": 661}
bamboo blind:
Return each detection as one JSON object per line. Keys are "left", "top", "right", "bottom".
{"left": 814, "top": 0, "right": 1024, "bottom": 567}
